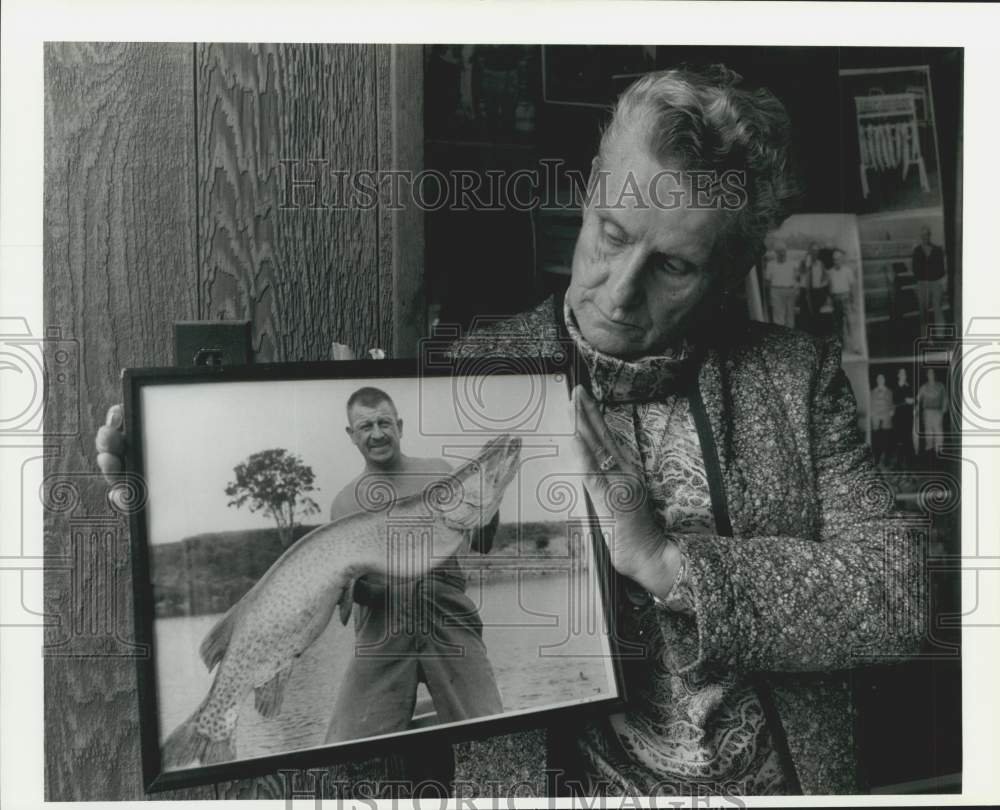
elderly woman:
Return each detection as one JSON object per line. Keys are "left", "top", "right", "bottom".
{"left": 98, "top": 66, "right": 923, "bottom": 796}
{"left": 448, "top": 66, "right": 924, "bottom": 796}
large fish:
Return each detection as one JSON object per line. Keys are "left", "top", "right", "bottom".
{"left": 162, "top": 433, "right": 522, "bottom": 769}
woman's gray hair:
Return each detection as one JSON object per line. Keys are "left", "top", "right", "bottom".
{"left": 598, "top": 64, "right": 799, "bottom": 276}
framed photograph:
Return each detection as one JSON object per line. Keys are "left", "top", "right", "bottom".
{"left": 123, "top": 358, "right": 624, "bottom": 791}
{"left": 755, "top": 213, "right": 869, "bottom": 360}
{"left": 864, "top": 357, "right": 960, "bottom": 499}
{"left": 838, "top": 66, "right": 944, "bottom": 215}
{"left": 859, "top": 210, "right": 953, "bottom": 358}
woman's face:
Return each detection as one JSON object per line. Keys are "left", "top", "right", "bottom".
{"left": 566, "top": 130, "right": 727, "bottom": 359}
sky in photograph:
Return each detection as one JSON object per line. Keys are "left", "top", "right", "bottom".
{"left": 140, "top": 373, "right": 584, "bottom": 545}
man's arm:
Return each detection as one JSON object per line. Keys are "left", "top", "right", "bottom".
{"left": 653, "top": 336, "right": 925, "bottom": 676}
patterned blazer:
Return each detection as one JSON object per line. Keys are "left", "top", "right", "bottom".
{"left": 449, "top": 296, "right": 926, "bottom": 794}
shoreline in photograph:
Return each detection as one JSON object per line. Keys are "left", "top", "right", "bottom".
{"left": 151, "top": 519, "right": 582, "bottom": 619}
{"left": 154, "top": 567, "right": 611, "bottom": 758}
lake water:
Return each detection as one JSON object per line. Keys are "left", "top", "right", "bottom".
{"left": 154, "top": 570, "right": 615, "bottom": 762}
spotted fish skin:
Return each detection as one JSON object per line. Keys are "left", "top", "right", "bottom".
{"left": 161, "top": 434, "right": 521, "bottom": 769}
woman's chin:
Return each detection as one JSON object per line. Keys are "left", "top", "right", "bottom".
{"left": 579, "top": 319, "right": 647, "bottom": 358}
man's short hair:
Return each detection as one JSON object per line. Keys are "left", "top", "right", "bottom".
{"left": 598, "top": 64, "right": 799, "bottom": 276}
{"left": 346, "top": 386, "right": 397, "bottom": 421}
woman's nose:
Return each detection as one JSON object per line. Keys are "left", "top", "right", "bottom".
{"left": 606, "top": 252, "right": 646, "bottom": 310}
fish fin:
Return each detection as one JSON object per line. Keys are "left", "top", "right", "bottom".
{"left": 338, "top": 582, "right": 354, "bottom": 626}
{"left": 161, "top": 710, "right": 236, "bottom": 769}
{"left": 253, "top": 667, "right": 292, "bottom": 719}
{"left": 199, "top": 603, "right": 243, "bottom": 671}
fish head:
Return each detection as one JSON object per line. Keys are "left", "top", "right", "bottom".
{"left": 425, "top": 433, "right": 521, "bottom": 531}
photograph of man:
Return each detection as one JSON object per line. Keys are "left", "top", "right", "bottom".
{"left": 324, "top": 386, "right": 503, "bottom": 743}
{"left": 892, "top": 366, "right": 916, "bottom": 467}
{"left": 797, "top": 242, "right": 830, "bottom": 331}
{"left": 911, "top": 226, "right": 948, "bottom": 332}
{"left": 869, "top": 372, "right": 894, "bottom": 469}
{"left": 828, "top": 249, "right": 860, "bottom": 354}
{"left": 916, "top": 368, "right": 948, "bottom": 459}
{"left": 764, "top": 240, "right": 799, "bottom": 327}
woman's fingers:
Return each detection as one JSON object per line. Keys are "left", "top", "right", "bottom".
{"left": 106, "top": 403, "right": 123, "bottom": 429}
{"left": 97, "top": 452, "right": 122, "bottom": 478}
{"left": 95, "top": 424, "right": 124, "bottom": 455}
{"left": 96, "top": 403, "right": 126, "bottom": 484}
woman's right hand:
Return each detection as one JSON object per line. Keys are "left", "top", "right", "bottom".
{"left": 95, "top": 405, "right": 128, "bottom": 504}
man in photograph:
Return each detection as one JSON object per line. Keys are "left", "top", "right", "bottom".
{"left": 916, "top": 368, "right": 948, "bottom": 459}
{"left": 911, "top": 226, "right": 947, "bottom": 332}
{"left": 893, "top": 366, "right": 916, "bottom": 467}
{"left": 797, "top": 241, "right": 829, "bottom": 331}
{"left": 324, "top": 386, "right": 503, "bottom": 743}
{"left": 870, "top": 372, "right": 894, "bottom": 468}
{"left": 828, "top": 248, "right": 859, "bottom": 353}
{"left": 763, "top": 240, "right": 798, "bottom": 327}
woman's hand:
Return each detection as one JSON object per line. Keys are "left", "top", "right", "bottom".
{"left": 95, "top": 404, "right": 131, "bottom": 510}
{"left": 570, "top": 385, "right": 682, "bottom": 598}
{"left": 95, "top": 404, "right": 126, "bottom": 480}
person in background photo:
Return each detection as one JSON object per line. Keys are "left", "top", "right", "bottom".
{"left": 869, "top": 373, "right": 894, "bottom": 469}
{"left": 893, "top": 367, "right": 916, "bottom": 468}
{"left": 797, "top": 241, "right": 828, "bottom": 332}
{"left": 917, "top": 367, "right": 948, "bottom": 459}
{"left": 911, "top": 226, "right": 947, "bottom": 335}
{"left": 764, "top": 240, "right": 798, "bottom": 327}
{"left": 828, "top": 248, "right": 859, "bottom": 354}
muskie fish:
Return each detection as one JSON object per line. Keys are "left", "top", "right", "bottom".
{"left": 162, "top": 433, "right": 521, "bottom": 769}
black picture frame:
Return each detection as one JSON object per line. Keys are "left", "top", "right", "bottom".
{"left": 123, "top": 356, "right": 627, "bottom": 792}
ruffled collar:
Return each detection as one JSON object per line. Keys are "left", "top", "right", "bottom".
{"left": 563, "top": 299, "right": 696, "bottom": 404}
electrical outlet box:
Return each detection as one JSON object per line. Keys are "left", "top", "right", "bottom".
{"left": 174, "top": 321, "right": 252, "bottom": 367}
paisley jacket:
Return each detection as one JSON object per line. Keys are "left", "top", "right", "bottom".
{"left": 449, "top": 296, "right": 925, "bottom": 795}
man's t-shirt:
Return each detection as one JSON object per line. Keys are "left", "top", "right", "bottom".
{"left": 918, "top": 381, "right": 947, "bottom": 411}
{"left": 765, "top": 257, "right": 798, "bottom": 288}
{"left": 828, "top": 265, "right": 854, "bottom": 296}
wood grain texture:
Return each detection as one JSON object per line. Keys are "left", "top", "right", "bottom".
{"left": 42, "top": 42, "right": 209, "bottom": 801}
{"left": 197, "top": 43, "right": 382, "bottom": 361}
{"left": 378, "top": 44, "right": 426, "bottom": 358}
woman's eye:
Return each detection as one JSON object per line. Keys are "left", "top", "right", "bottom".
{"left": 601, "top": 224, "right": 626, "bottom": 247}
{"left": 655, "top": 257, "right": 691, "bottom": 276}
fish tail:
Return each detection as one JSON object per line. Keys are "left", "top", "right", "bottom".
{"left": 162, "top": 709, "right": 236, "bottom": 769}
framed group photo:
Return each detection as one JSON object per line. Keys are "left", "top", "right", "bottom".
{"left": 123, "top": 358, "right": 624, "bottom": 791}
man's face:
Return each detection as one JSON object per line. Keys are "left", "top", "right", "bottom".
{"left": 566, "top": 129, "right": 726, "bottom": 358}
{"left": 346, "top": 400, "right": 403, "bottom": 467}
{"left": 833, "top": 250, "right": 844, "bottom": 268}
{"left": 876, "top": 374, "right": 885, "bottom": 387}
{"left": 921, "top": 227, "right": 932, "bottom": 245}
{"left": 776, "top": 246, "right": 787, "bottom": 261}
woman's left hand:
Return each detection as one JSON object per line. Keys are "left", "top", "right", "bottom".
{"left": 570, "top": 385, "right": 682, "bottom": 597}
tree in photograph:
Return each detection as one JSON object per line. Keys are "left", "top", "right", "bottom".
{"left": 225, "top": 448, "right": 321, "bottom": 548}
